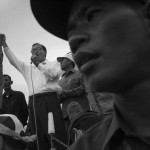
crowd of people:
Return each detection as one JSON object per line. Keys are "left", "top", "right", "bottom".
{"left": 1, "top": 0, "right": 149, "bottom": 149}
{"left": 30, "top": 0, "right": 150, "bottom": 150}
{"left": 0, "top": 33, "right": 113, "bottom": 150}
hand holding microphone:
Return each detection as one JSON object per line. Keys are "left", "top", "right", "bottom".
{"left": 31, "top": 54, "right": 39, "bottom": 67}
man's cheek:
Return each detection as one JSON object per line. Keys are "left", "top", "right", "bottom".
{"left": 102, "top": 21, "right": 131, "bottom": 46}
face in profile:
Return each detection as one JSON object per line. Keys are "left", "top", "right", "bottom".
{"left": 68, "top": 0, "right": 150, "bottom": 93}
{"left": 3, "top": 75, "right": 12, "bottom": 90}
{"left": 60, "top": 58, "right": 72, "bottom": 71}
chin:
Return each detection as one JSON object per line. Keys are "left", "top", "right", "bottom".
{"left": 86, "top": 71, "right": 118, "bottom": 93}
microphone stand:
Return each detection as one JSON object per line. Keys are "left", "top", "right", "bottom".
{"left": 49, "top": 133, "right": 68, "bottom": 150}
{"left": 48, "top": 112, "right": 68, "bottom": 150}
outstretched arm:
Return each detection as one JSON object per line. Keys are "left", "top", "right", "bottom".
{"left": 2, "top": 34, "right": 27, "bottom": 74}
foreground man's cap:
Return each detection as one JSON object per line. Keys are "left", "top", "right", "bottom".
{"left": 30, "top": 0, "right": 147, "bottom": 41}
{"left": 30, "top": 0, "right": 74, "bottom": 40}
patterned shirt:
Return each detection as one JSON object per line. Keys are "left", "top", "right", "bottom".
{"left": 59, "top": 69, "right": 90, "bottom": 118}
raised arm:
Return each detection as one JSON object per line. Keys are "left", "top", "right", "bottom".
{"left": 2, "top": 34, "right": 27, "bottom": 74}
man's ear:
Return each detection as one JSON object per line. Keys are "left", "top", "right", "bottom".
{"left": 11, "top": 81, "right": 13, "bottom": 85}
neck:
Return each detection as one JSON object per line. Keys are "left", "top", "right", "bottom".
{"left": 64, "top": 65, "right": 74, "bottom": 74}
{"left": 114, "top": 79, "right": 150, "bottom": 136}
{"left": 4, "top": 88, "right": 12, "bottom": 95}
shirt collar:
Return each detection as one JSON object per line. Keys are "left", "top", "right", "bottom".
{"left": 102, "top": 106, "right": 120, "bottom": 150}
{"left": 3, "top": 89, "right": 14, "bottom": 97}
{"left": 102, "top": 104, "right": 150, "bottom": 150}
{"left": 40, "top": 59, "right": 47, "bottom": 65}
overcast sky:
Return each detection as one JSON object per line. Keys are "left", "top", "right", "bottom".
{"left": 0, "top": 0, "right": 70, "bottom": 102}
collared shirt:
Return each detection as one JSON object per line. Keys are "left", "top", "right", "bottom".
{"left": 1, "top": 90, "right": 28, "bottom": 126}
{"left": 4, "top": 47, "right": 62, "bottom": 95}
{"left": 59, "top": 69, "right": 89, "bottom": 118}
{"left": 59, "top": 69, "right": 83, "bottom": 91}
{"left": 68, "top": 105, "right": 150, "bottom": 150}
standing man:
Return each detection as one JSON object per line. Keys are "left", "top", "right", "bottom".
{"left": 57, "top": 52, "right": 90, "bottom": 132}
{"left": 31, "top": 0, "right": 150, "bottom": 149}
{"left": 1, "top": 74, "right": 28, "bottom": 127}
{"left": 1, "top": 35, "right": 67, "bottom": 150}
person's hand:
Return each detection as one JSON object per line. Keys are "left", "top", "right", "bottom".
{"left": 1, "top": 34, "right": 7, "bottom": 48}
{"left": 0, "top": 34, "right": 4, "bottom": 46}
{"left": 0, "top": 52, "right": 3, "bottom": 64}
{"left": 58, "top": 91, "right": 68, "bottom": 100}
{"left": 31, "top": 55, "right": 40, "bottom": 67}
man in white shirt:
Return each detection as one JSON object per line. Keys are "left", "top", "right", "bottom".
{"left": 1, "top": 34, "right": 67, "bottom": 150}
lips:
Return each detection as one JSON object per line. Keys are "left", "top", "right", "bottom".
{"left": 74, "top": 51, "right": 99, "bottom": 71}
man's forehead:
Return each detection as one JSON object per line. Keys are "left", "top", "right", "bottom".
{"left": 3, "top": 76, "right": 10, "bottom": 80}
{"left": 69, "top": 0, "right": 146, "bottom": 18}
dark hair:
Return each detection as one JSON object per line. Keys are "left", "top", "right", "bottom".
{"left": 3, "top": 74, "right": 12, "bottom": 81}
{"left": 32, "top": 43, "right": 47, "bottom": 54}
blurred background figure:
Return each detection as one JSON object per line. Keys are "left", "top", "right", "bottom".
{"left": 1, "top": 74, "right": 28, "bottom": 127}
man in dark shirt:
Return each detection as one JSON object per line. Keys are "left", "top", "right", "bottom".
{"left": 30, "top": 0, "right": 150, "bottom": 149}
{"left": 57, "top": 52, "right": 90, "bottom": 132}
{"left": 1, "top": 74, "right": 28, "bottom": 126}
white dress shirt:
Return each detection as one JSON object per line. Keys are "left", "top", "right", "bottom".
{"left": 4, "top": 47, "right": 62, "bottom": 96}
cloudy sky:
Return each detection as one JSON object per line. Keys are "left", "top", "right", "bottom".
{"left": 0, "top": 0, "right": 70, "bottom": 102}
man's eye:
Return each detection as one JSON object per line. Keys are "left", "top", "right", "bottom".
{"left": 87, "top": 8, "right": 102, "bottom": 22}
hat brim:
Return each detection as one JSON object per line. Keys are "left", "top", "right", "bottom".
{"left": 30, "top": 0, "right": 75, "bottom": 41}
{"left": 57, "top": 57, "right": 65, "bottom": 63}
{"left": 30, "top": 0, "right": 147, "bottom": 41}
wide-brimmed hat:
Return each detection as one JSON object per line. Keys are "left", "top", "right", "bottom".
{"left": 30, "top": 0, "right": 147, "bottom": 41}
{"left": 30, "top": 0, "right": 75, "bottom": 40}
{"left": 57, "top": 52, "right": 74, "bottom": 63}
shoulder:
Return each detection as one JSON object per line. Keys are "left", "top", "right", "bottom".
{"left": 69, "top": 116, "right": 112, "bottom": 150}
{"left": 13, "top": 91, "right": 25, "bottom": 96}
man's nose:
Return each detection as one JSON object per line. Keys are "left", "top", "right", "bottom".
{"left": 69, "top": 34, "right": 89, "bottom": 54}
{"left": 32, "top": 53, "right": 38, "bottom": 58}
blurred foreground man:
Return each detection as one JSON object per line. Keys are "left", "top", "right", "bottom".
{"left": 31, "top": 0, "right": 150, "bottom": 149}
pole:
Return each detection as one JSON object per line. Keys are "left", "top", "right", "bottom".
{"left": 0, "top": 34, "right": 4, "bottom": 109}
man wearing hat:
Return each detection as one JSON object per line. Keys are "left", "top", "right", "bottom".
{"left": 57, "top": 52, "right": 90, "bottom": 134}
{"left": 31, "top": 0, "right": 150, "bottom": 149}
